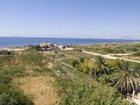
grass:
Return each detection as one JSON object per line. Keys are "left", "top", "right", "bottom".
{"left": 60, "top": 50, "right": 95, "bottom": 59}
{"left": 0, "top": 51, "right": 58, "bottom": 105}
{"left": 56, "top": 72, "right": 132, "bottom": 105}
{"left": 74, "top": 43, "right": 140, "bottom": 54}
{"left": 0, "top": 85, "right": 34, "bottom": 105}
{"left": 0, "top": 48, "right": 136, "bottom": 105}
{"left": 12, "top": 76, "right": 58, "bottom": 105}
{"left": 133, "top": 51, "right": 140, "bottom": 56}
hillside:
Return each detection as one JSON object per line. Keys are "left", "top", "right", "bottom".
{"left": 1, "top": 44, "right": 139, "bottom": 105}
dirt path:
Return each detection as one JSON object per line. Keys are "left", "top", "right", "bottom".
{"left": 12, "top": 76, "right": 59, "bottom": 105}
{"left": 108, "top": 53, "right": 132, "bottom": 56}
{"left": 83, "top": 51, "right": 140, "bottom": 63}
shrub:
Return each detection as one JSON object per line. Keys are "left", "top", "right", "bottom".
{"left": 80, "top": 57, "right": 85, "bottom": 63}
{"left": 29, "top": 45, "right": 42, "bottom": 51}
{"left": 0, "top": 85, "right": 34, "bottom": 105}
{"left": 133, "top": 51, "right": 140, "bottom": 56}
{"left": 72, "top": 60, "right": 79, "bottom": 68}
{"left": 78, "top": 62, "right": 90, "bottom": 74}
{"left": 58, "top": 80, "right": 132, "bottom": 105}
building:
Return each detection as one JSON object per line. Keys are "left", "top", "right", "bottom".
{"left": 39, "top": 42, "right": 74, "bottom": 51}
{"left": 39, "top": 42, "right": 58, "bottom": 51}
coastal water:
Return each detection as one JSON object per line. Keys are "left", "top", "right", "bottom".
{"left": 0, "top": 37, "right": 138, "bottom": 47}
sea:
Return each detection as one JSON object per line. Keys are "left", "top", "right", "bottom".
{"left": 0, "top": 37, "right": 139, "bottom": 48}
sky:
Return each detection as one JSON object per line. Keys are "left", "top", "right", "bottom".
{"left": 0, "top": 0, "right": 140, "bottom": 39}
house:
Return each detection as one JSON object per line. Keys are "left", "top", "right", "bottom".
{"left": 39, "top": 42, "right": 74, "bottom": 51}
{"left": 39, "top": 42, "right": 58, "bottom": 51}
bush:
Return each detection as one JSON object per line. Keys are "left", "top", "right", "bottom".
{"left": 29, "top": 45, "right": 42, "bottom": 51}
{"left": 80, "top": 57, "right": 85, "bottom": 63}
{"left": 72, "top": 60, "right": 79, "bottom": 68}
{"left": 0, "top": 85, "right": 34, "bottom": 105}
{"left": 58, "top": 80, "right": 132, "bottom": 105}
{"left": 78, "top": 62, "right": 90, "bottom": 74}
{"left": 133, "top": 51, "right": 140, "bottom": 56}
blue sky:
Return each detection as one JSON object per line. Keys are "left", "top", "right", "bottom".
{"left": 0, "top": 0, "right": 140, "bottom": 39}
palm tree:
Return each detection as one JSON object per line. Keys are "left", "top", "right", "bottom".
{"left": 89, "top": 56, "right": 110, "bottom": 81}
{"left": 110, "top": 60, "right": 140, "bottom": 98}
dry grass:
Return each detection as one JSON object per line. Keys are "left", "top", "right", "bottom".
{"left": 12, "top": 76, "right": 59, "bottom": 105}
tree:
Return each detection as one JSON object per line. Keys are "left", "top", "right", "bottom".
{"left": 89, "top": 56, "right": 110, "bottom": 81}
{"left": 110, "top": 60, "right": 140, "bottom": 98}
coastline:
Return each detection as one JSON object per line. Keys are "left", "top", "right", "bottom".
{"left": 0, "top": 41, "right": 140, "bottom": 51}
{"left": 0, "top": 37, "right": 139, "bottom": 48}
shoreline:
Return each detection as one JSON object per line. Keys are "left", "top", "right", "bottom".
{"left": 0, "top": 41, "right": 140, "bottom": 49}
{"left": 0, "top": 37, "right": 139, "bottom": 48}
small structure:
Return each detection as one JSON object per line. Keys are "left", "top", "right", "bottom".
{"left": 40, "top": 42, "right": 49, "bottom": 47}
{"left": 39, "top": 42, "right": 58, "bottom": 51}
{"left": 39, "top": 42, "right": 74, "bottom": 51}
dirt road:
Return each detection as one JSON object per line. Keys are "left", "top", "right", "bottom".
{"left": 83, "top": 51, "right": 140, "bottom": 63}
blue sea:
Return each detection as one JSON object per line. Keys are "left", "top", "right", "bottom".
{"left": 0, "top": 37, "right": 139, "bottom": 48}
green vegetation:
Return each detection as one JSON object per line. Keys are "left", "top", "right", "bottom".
{"left": 110, "top": 61, "right": 140, "bottom": 97}
{"left": 60, "top": 50, "right": 94, "bottom": 59}
{"left": 0, "top": 54, "right": 34, "bottom": 105}
{"left": 74, "top": 43, "right": 140, "bottom": 54}
{"left": 89, "top": 56, "right": 110, "bottom": 81}
{"left": 0, "top": 51, "right": 55, "bottom": 105}
{"left": 133, "top": 51, "right": 140, "bottom": 56}
{"left": 72, "top": 60, "right": 79, "bottom": 68}
{"left": 58, "top": 79, "right": 132, "bottom": 105}
{"left": 0, "top": 85, "right": 33, "bottom": 105}
{"left": 1, "top": 43, "right": 140, "bottom": 105}
{"left": 72, "top": 56, "right": 140, "bottom": 100}
{"left": 28, "top": 45, "right": 42, "bottom": 51}
{"left": 18, "top": 51, "right": 45, "bottom": 65}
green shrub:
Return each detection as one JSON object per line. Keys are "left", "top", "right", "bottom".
{"left": 133, "top": 51, "right": 140, "bottom": 56}
{"left": 29, "top": 45, "right": 42, "bottom": 51}
{"left": 58, "top": 80, "right": 132, "bottom": 105}
{"left": 72, "top": 60, "right": 79, "bottom": 68}
{"left": 0, "top": 85, "right": 34, "bottom": 105}
{"left": 80, "top": 57, "right": 85, "bottom": 63}
{"left": 78, "top": 62, "right": 90, "bottom": 74}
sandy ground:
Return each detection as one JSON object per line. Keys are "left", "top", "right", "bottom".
{"left": 12, "top": 76, "right": 59, "bottom": 105}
